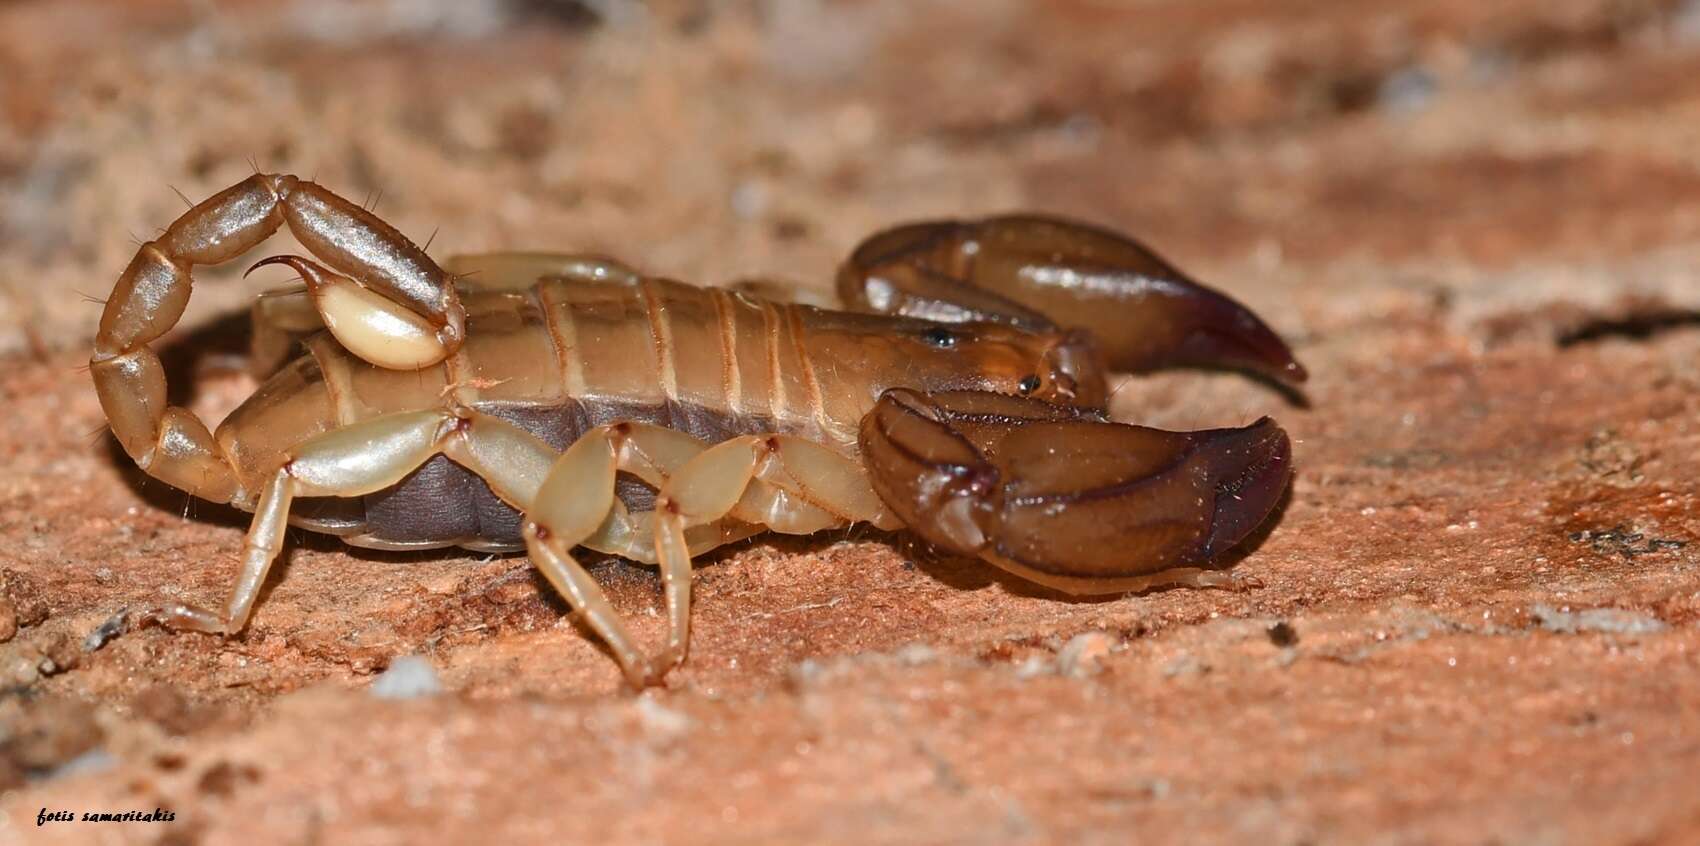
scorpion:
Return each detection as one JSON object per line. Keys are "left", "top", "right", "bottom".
{"left": 90, "top": 174, "right": 1305, "bottom": 687}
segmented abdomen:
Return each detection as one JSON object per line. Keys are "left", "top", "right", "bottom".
{"left": 532, "top": 276, "right": 842, "bottom": 444}
{"left": 290, "top": 277, "right": 881, "bottom": 548}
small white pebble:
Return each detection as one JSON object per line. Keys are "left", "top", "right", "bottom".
{"left": 1014, "top": 655, "right": 1051, "bottom": 679}
{"left": 729, "top": 181, "right": 767, "bottom": 219}
{"left": 894, "top": 643, "right": 937, "bottom": 666}
{"left": 789, "top": 658, "right": 825, "bottom": 687}
{"left": 10, "top": 657, "right": 40, "bottom": 686}
{"left": 635, "top": 697, "right": 692, "bottom": 740}
{"left": 1532, "top": 605, "right": 1667, "bottom": 635}
{"left": 48, "top": 749, "right": 115, "bottom": 780}
{"left": 1161, "top": 653, "right": 1208, "bottom": 678}
{"left": 370, "top": 655, "right": 442, "bottom": 699}
{"left": 1057, "top": 632, "right": 1115, "bottom": 678}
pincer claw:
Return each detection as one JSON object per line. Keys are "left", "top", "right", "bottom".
{"left": 859, "top": 389, "right": 1292, "bottom": 595}
{"left": 839, "top": 215, "right": 1308, "bottom": 386}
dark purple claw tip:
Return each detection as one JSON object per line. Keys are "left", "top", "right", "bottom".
{"left": 1198, "top": 417, "right": 1293, "bottom": 557}
{"left": 1168, "top": 302, "right": 1308, "bottom": 387}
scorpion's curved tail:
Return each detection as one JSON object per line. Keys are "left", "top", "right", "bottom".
{"left": 90, "top": 174, "right": 465, "bottom": 507}
{"left": 859, "top": 389, "right": 1292, "bottom": 594}
{"left": 837, "top": 215, "right": 1307, "bottom": 387}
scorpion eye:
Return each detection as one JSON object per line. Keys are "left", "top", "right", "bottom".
{"left": 1018, "top": 375, "right": 1041, "bottom": 395}
{"left": 922, "top": 326, "right": 957, "bottom": 348}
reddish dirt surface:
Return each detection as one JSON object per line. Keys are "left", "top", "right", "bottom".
{"left": 4, "top": 1, "right": 1700, "bottom": 843}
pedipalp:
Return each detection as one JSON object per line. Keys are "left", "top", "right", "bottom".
{"left": 838, "top": 215, "right": 1308, "bottom": 385}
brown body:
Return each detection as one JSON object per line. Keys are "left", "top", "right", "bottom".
{"left": 225, "top": 277, "right": 1085, "bottom": 550}
{"left": 91, "top": 174, "right": 1305, "bottom": 687}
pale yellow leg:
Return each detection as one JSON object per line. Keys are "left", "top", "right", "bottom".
{"left": 650, "top": 435, "right": 897, "bottom": 670}
{"left": 140, "top": 408, "right": 737, "bottom": 689}
{"left": 495, "top": 421, "right": 746, "bottom": 687}
{"left": 143, "top": 410, "right": 458, "bottom": 634}
{"left": 582, "top": 501, "right": 764, "bottom": 565}
{"left": 451, "top": 416, "right": 773, "bottom": 687}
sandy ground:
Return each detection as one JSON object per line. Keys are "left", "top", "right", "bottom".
{"left": 3, "top": 0, "right": 1700, "bottom": 843}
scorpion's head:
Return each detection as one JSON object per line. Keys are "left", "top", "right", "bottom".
{"left": 898, "top": 321, "right": 1108, "bottom": 410}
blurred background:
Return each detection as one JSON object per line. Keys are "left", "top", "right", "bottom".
{"left": 6, "top": 0, "right": 1700, "bottom": 356}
